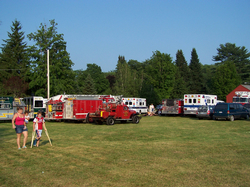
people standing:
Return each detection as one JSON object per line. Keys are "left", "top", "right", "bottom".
{"left": 12, "top": 107, "right": 28, "bottom": 149}
{"left": 33, "top": 111, "right": 47, "bottom": 147}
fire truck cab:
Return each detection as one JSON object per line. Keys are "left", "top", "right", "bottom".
{"left": 89, "top": 103, "right": 141, "bottom": 125}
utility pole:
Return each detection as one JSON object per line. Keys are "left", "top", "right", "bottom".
{"left": 47, "top": 49, "right": 50, "bottom": 99}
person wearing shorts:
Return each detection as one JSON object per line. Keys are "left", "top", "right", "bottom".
{"left": 33, "top": 111, "right": 47, "bottom": 147}
{"left": 12, "top": 107, "right": 28, "bottom": 149}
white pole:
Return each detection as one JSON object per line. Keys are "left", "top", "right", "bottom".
{"left": 47, "top": 49, "right": 50, "bottom": 100}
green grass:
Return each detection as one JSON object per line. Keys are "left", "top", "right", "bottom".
{"left": 1, "top": 116, "right": 250, "bottom": 186}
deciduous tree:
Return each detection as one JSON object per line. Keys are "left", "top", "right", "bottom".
{"left": 27, "top": 20, "right": 75, "bottom": 97}
{"left": 213, "top": 61, "right": 241, "bottom": 101}
{"left": 143, "top": 51, "right": 175, "bottom": 103}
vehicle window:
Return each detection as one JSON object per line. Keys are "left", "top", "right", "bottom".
{"left": 207, "top": 99, "right": 210, "bottom": 103}
{"left": 235, "top": 104, "right": 239, "bottom": 109}
{"left": 124, "top": 106, "right": 127, "bottom": 110}
{"left": 238, "top": 104, "right": 243, "bottom": 109}
{"left": 240, "top": 98, "right": 247, "bottom": 102}
{"left": 35, "top": 101, "right": 43, "bottom": 107}
{"left": 189, "top": 99, "right": 192, "bottom": 103}
{"left": 0, "top": 104, "right": 10, "bottom": 109}
{"left": 233, "top": 97, "right": 240, "bottom": 102}
{"left": 229, "top": 104, "right": 235, "bottom": 110}
{"left": 215, "top": 104, "right": 227, "bottom": 110}
{"left": 244, "top": 104, "right": 250, "bottom": 108}
{"left": 129, "top": 102, "right": 132, "bottom": 105}
{"left": 193, "top": 99, "right": 196, "bottom": 104}
{"left": 167, "top": 99, "right": 174, "bottom": 106}
{"left": 125, "top": 102, "right": 128, "bottom": 105}
{"left": 212, "top": 99, "right": 214, "bottom": 104}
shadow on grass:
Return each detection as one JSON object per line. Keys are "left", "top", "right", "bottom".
{"left": 28, "top": 139, "right": 53, "bottom": 147}
{"left": 0, "top": 127, "right": 16, "bottom": 140}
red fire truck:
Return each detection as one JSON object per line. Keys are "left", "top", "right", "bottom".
{"left": 161, "top": 99, "right": 184, "bottom": 115}
{"left": 89, "top": 102, "right": 141, "bottom": 125}
{"left": 233, "top": 91, "right": 250, "bottom": 105}
{"left": 46, "top": 95, "right": 116, "bottom": 121}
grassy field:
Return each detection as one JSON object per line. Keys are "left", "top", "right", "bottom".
{"left": 0, "top": 116, "right": 250, "bottom": 187}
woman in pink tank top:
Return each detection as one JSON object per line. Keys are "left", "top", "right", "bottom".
{"left": 12, "top": 107, "right": 28, "bottom": 149}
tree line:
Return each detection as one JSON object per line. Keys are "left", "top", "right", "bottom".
{"left": 1, "top": 20, "right": 250, "bottom": 105}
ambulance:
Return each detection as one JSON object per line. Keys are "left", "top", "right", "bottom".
{"left": 184, "top": 94, "right": 217, "bottom": 115}
{"left": 122, "top": 98, "right": 147, "bottom": 114}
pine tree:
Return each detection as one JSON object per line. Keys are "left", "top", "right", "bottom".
{"left": 82, "top": 74, "right": 97, "bottom": 94}
{"left": 85, "top": 64, "right": 109, "bottom": 94}
{"left": 175, "top": 50, "right": 189, "bottom": 83}
{"left": 27, "top": 20, "right": 75, "bottom": 97}
{"left": 0, "top": 20, "right": 30, "bottom": 96}
{"left": 213, "top": 43, "right": 250, "bottom": 83}
{"left": 189, "top": 48, "right": 204, "bottom": 93}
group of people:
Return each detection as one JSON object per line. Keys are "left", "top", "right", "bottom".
{"left": 147, "top": 104, "right": 155, "bottom": 116}
{"left": 12, "top": 107, "right": 47, "bottom": 149}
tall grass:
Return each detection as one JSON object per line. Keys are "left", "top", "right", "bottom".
{"left": 1, "top": 116, "right": 250, "bottom": 186}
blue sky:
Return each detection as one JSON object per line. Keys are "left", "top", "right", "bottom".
{"left": 0, "top": 0, "right": 250, "bottom": 72}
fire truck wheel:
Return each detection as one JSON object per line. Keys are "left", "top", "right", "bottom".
{"left": 132, "top": 115, "right": 140, "bottom": 124}
{"left": 106, "top": 117, "right": 115, "bottom": 125}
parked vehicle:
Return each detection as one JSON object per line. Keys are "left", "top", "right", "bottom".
{"left": 46, "top": 94, "right": 116, "bottom": 121}
{"left": 122, "top": 98, "right": 147, "bottom": 114}
{"left": 233, "top": 91, "right": 250, "bottom": 105}
{"left": 213, "top": 103, "right": 249, "bottom": 121}
{"left": 23, "top": 96, "right": 47, "bottom": 118}
{"left": 196, "top": 105, "right": 215, "bottom": 120}
{"left": 161, "top": 99, "right": 183, "bottom": 115}
{"left": 184, "top": 94, "right": 217, "bottom": 115}
{"left": 0, "top": 97, "right": 26, "bottom": 120}
{"left": 89, "top": 103, "right": 141, "bottom": 125}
